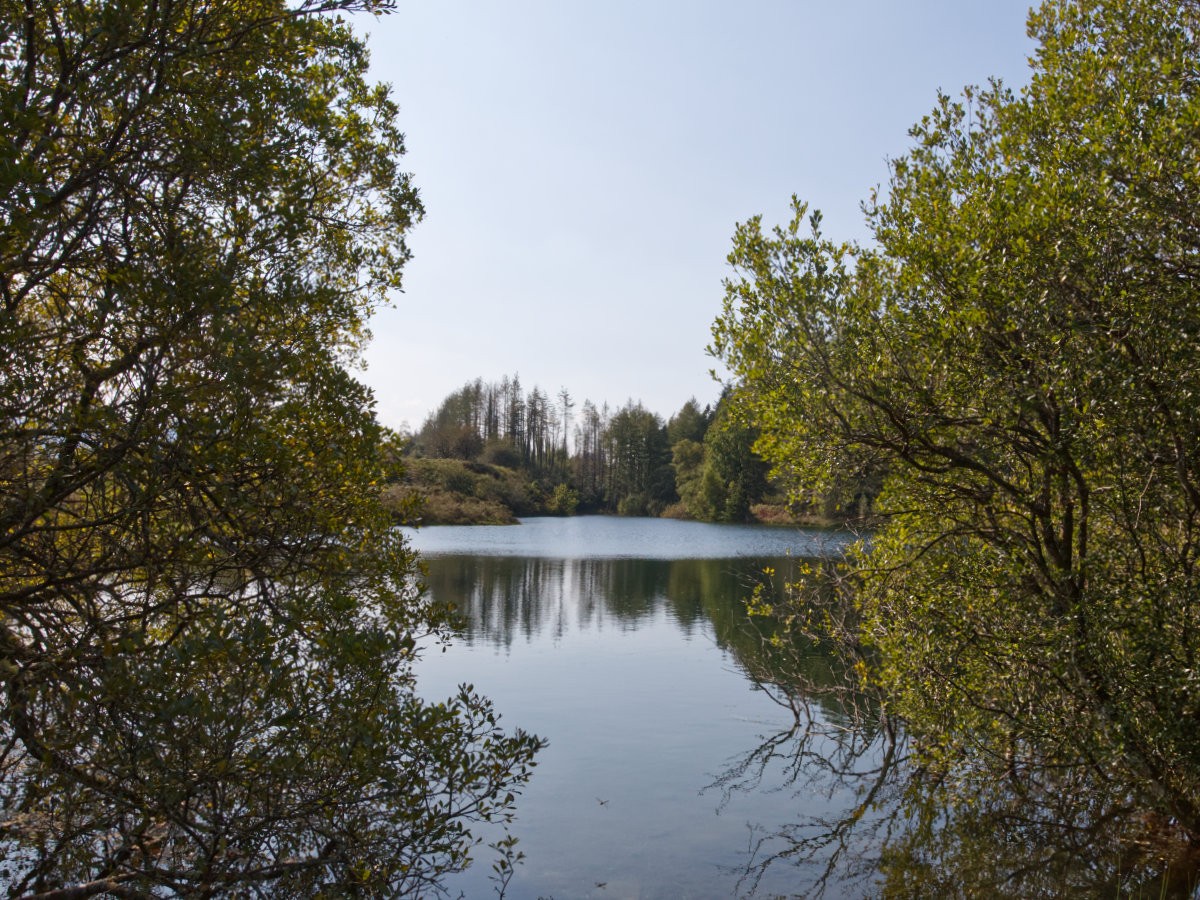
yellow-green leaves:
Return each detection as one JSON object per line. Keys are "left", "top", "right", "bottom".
{"left": 0, "top": 1, "right": 536, "bottom": 895}
{"left": 712, "top": 0, "right": 1200, "bottom": 864}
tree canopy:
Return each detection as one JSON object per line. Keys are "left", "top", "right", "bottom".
{"left": 714, "top": 0, "right": 1200, "bottom": 861}
{"left": 403, "top": 375, "right": 788, "bottom": 522}
{"left": 0, "top": 1, "right": 540, "bottom": 895}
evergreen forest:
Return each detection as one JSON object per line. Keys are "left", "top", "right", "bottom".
{"left": 389, "top": 375, "right": 847, "bottom": 525}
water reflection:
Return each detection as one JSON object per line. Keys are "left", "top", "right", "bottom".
{"left": 418, "top": 551, "right": 880, "bottom": 898}
{"left": 417, "top": 523, "right": 1200, "bottom": 897}
{"left": 424, "top": 554, "right": 842, "bottom": 693}
{"left": 877, "top": 770, "right": 1200, "bottom": 897}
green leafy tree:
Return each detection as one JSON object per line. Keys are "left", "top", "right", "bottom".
{"left": 0, "top": 1, "right": 541, "bottom": 895}
{"left": 670, "top": 438, "right": 711, "bottom": 519}
{"left": 546, "top": 482, "right": 580, "bottom": 516}
{"left": 702, "top": 394, "right": 770, "bottom": 522}
{"left": 670, "top": 394, "right": 768, "bottom": 522}
{"left": 603, "top": 402, "right": 674, "bottom": 515}
{"left": 666, "top": 398, "right": 712, "bottom": 446}
{"left": 714, "top": 0, "right": 1200, "bottom": 847}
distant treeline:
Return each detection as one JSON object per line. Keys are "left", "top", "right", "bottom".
{"left": 388, "top": 374, "right": 877, "bottom": 524}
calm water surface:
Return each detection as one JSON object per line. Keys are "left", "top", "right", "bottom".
{"left": 409, "top": 515, "right": 853, "bottom": 561}
{"left": 408, "top": 517, "right": 872, "bottom": 899}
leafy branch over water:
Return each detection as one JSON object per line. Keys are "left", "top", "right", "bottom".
{"left": 0, "top": 1, "right": 541, "bottom": 894}
{"left": 723, "top": 561, "right": 1200, "bottom": 896}
{"left": 714, "top": 0, "right": 1200, "bottom": 892}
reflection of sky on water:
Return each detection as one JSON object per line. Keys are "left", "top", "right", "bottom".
{"left": 404, "top": 514, "right": 856, "bottom": 560}
{"left": 413, "top": 518, "right": 877, "bottom": 899}
{"left": 412, "top": 519, "right": 1192, "bottom": 898}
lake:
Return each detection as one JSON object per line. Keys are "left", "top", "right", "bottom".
{"left": 408, "top": 516, "right": 883, "bottom": 899}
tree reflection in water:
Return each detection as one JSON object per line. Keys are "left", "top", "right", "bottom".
{"left": 712, "top": 566, "right": 1200, "bottom": 899}
{"left": 420, "top": 549, "right": 1200, "bottom": 897}
{"left": 702, "top": 563, "right": 908, "bottom": 898}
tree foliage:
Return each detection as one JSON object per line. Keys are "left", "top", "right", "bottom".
{"left": 411, "top": 377, "right": 701, "bottom": 517}
{"left": 603, "top": 401, "right": 674, "bottom": 516}
{"left": 669, "top": 392, "right": 769, "bottom": 523}
{"left": 714, "top": 0, "right": 1200, "bottom": 845}
{"left": 0, "top": 1, "right": 541, "bottom": 895}
{"left": 415, "top": 376, "right": 573, "bottom": 481}
{"left": 666, "top": 398, "right": 711, "bottom": 446}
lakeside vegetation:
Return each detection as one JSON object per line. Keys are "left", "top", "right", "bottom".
{"left": 0, "top": 2, "right": 541, "bottom": 896}
{"left": 713, "top": 0, "right": 1200, "bottom": 890}
{"left": 4, "top": 0, "right": 1200, "bottom": 894}
{"left": 387, "top": 375, "right": 875, "bottom": 526}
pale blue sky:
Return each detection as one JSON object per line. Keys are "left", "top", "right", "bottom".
{"left": 360, "top": 2, "right": 1036, "bottom": 432}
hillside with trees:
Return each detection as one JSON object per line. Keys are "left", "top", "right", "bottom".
{"left": 386, "top": 375, "right": 854, "bottom": 526}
